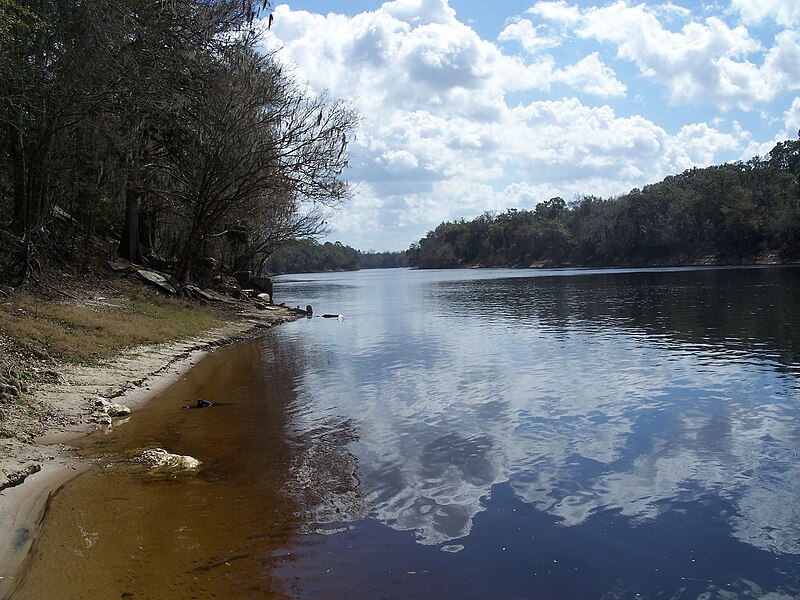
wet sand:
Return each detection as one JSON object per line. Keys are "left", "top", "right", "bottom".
{"left": 0, "top": 460, "right": 86, "bottom": 596}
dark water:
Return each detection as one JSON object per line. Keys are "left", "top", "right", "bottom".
{"left": 12, "top": 266, "right": 800, "bottom": 599}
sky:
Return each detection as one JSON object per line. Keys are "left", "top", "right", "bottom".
{"left": 259, "top": 0, "right": 800, "bottom": 252}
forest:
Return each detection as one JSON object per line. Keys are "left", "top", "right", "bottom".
{"left": 0, "top": 0, "right": 356, "bottom": 286}
{"left": 407, "top": 138, "right": 800, "bottom": 269}
{"left": 263, "top": 241, "right": 407, "bottom": 274}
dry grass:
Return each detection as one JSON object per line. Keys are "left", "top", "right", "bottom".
{"left": 0, "top": 290, "right": 225, "bottom": 365}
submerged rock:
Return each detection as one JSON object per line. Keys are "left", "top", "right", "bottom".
{"left": 138, "top": 448, "right": 201, "bottom": 471}
{"left": 196, "top": 398, "right": 213, "bottom": 408}
{"left": 182, "top": 398, "right": 214, "bottom": 409}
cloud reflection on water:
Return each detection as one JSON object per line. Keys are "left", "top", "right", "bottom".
{"left": 277, "top": 267, "right": 800, "bottom": 554}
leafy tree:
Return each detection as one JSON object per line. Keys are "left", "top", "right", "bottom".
{"left": 264, "top": 240, "right": 360, "bottom": 274}
{"left": 408, "top": 136, "right": 800, "bottom": 269}
{"left": 359, "top": 250, "right": 408, "bottom": 269}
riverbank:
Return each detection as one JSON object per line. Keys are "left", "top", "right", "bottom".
{"left": 0, "top": 275, "right": 304, "bottom": 596}
{"left": 415, "top": 251, "right": 795, "bottom": 270}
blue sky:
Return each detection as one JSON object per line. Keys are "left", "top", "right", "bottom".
{"left": 260, "top": 0, "right": 800, "bottom": 251}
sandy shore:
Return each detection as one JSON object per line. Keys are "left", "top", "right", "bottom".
{"left": 0, "top": 304, "right": 303, "bottom": 596}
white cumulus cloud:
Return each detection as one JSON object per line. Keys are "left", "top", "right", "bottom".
{"left": 260, "top": 0, "right": 793, "bottom": 250}
{"left": 730, "top": 0, "right": 800, "bottom": 28}
{"left": 554, "top": 53, "right": 627, "bottom": 97}
{"left": 528, "top": 0, "right": 582, "bottom": 26}
{"left": 498, "top": 18, "right": 562, "bottom": 53}
{"left": 529, "top": 0, "right": 800, "bottom": 110}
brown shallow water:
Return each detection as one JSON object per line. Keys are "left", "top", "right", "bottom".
{"left": 11, "top": 339, "right": 307, "bottom": 599}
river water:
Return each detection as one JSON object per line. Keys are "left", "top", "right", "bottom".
{"left": 10, "top": 266, "right": 800, "bottom": 599}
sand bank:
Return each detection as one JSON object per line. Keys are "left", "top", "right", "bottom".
{"left": 0, "top": 305, "right": 302, "bottom": 598}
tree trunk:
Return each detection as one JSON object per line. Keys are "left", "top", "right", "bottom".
{"left": 139, "top": 208, "right": 157, "bottom": 257}
{"left": 119, "top": 185, "right": 143, "bottom": 264}
{"left": 175, "top": 222, "right": 202, "bottom": 284}
{"left": 8, "top": 119, "right": 28, "bottom": 235}
{"left": 232, "top": 252, "right": 254, "bottom": 274}
{"left": 28, "top": 143, "right": 51, "bottom": 232}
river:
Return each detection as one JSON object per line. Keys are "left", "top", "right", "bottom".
{"left": 10, "top": 266, "right": 800, "bottom": 599}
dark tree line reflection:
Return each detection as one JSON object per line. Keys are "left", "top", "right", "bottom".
{"left": 431, "top": 267, "right": 800, "bottom": 373}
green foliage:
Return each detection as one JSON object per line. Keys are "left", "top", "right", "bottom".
{"left": 359, "top": 250, "right": 408, "bottom": 269}
{"left": 263, "top": 241, "right": 409, "bottom": 274}
{"left": 0, "top": 0, "right": 39, "bottom": 44}
{"left": 409, "top": 139, "right": 800, "bottom": 268}
{"left": 263, "top": 242, "right": 407, "bottom": 273}
{"left": 264, "top": 241, "right": 360, "bottom": 274}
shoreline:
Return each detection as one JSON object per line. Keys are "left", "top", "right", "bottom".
{"left": 0, "top": 305, "right": 303, "bottom": 598}
{"left": 409, "top": 254, "right": 799, "bottom": 271}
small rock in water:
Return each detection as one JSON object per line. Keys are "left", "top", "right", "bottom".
{"left": 321, "top": 314, "right": 344, "bottom": 321}
{"left": 183, "top": 399, "right": 214, "bottom": 409}
{"left": 138, "top": 448, "right": 201, "bottom": 470}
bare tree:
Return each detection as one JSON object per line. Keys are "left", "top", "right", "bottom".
{"left": 90, "top": 0, "right": 270, "bottom": 264}
{"left": 0, "top": 0, "right": 104, "bottom": 281}
{"left": 159, "top": 42, "right": 357, "bottom": 282}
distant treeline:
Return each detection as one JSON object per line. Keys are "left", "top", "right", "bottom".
{"left": 360, "top": 250, "right": 409, "bottom": 269}
{"left": 264, "top": 241, "right": 407, "bottom": 274}
{"left": 408, "top": 138, "right": 800, "bottom": 269}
